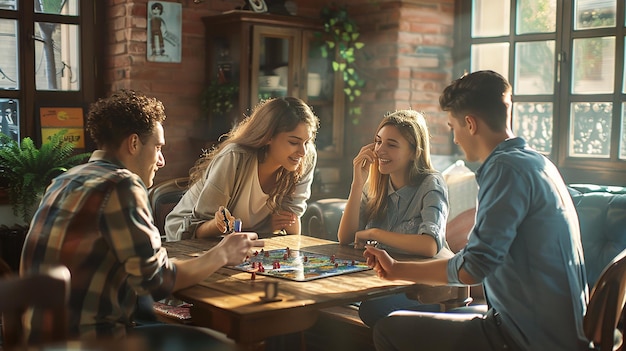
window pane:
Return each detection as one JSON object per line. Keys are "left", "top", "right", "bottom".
{"left": 513, "top": 102, "right": 553, "bottom": 154}
{"left": 0, "top": 0, "right": 17, "bottom": 10}
{"left": 0, "top": 98, "right": 18, "bottom": 142}
{"left": 569, "top": 102, "right": 612, "bottom": 158}
{"left": 621, "top": 103, "right": 626, "bottom": 159}
{"left": 0, "top": 19, "right": 18, "bottom": 90}
{"left": 471, "top": 43, "right": 509, "bottom": 77}
{"left": 34, "top": 0, "right": 78, "bottom": 16}
{"left": 572, "top": 37, "right": 615, "bottom": 94}
{"left": 514, "top": 41, "right": 555, "bottom": 95}
{"left": 516, "top": 0, "right": 556, "bottom": 34}
{"left": 34, "top": 22, "right": 80, "bottom": 91}
{"left": 472, "top": 0, "right": 509, "bottom": 37}
{"left": 574, "top": 0, "right": 616, "bottom": 30}
{"left": 623, "top": 37, "right": 626, "bottom": 93}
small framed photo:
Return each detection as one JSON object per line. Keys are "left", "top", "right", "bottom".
{"left": 248, "top": 0, "right": 268, "bottom": 13}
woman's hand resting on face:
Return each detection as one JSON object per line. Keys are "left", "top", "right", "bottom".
{"left": 352, "top": 142, "right": 377, "bottom": 187}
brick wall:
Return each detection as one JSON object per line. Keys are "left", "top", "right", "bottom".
{"left": 103, "top": 0, "right": 456, "bottom": 185}
{"left": 342, "top": 0, "right": 455, "bottom": 158}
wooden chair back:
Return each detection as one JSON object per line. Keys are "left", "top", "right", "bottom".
{"left": 0, "top": 265, "right": 70, "bottom": 349}
{"left": 584, "top": 248, "right": 626, "bottom": 350}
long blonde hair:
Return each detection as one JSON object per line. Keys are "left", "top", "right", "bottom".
{"left": 365, "top": 110, "right": 436, "bottom": 222}
{"left": 189, "top": 97, "right": 319, "bottom": 212}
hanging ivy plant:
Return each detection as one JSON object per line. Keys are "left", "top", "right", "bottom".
{"left": 316, "top": 3, "right": 365, "bottom": 117}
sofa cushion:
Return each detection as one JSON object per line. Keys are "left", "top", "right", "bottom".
{"left": 442, "top": 160, "right": 478, "bottom": 253}
{"left": 571, "top": 191, "right": 626, "bottom": 287}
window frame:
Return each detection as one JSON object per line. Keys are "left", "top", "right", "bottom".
{"left": 0, "top": 1, "right": 101, "bottom": 145}
{"left": 454, "top": 0, "right": 626, "bottom": 185}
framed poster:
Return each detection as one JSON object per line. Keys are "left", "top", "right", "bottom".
{"left": 147, "top": 1, "right": 182, "bottom": 63}
{"left": 40, "top": 107, "right": 85, "bottom": 148}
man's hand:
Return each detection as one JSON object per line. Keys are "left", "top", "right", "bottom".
{"left": 363, "top": 245, "right": 397, "bottom": 280}
{"left": 215, "top": 232, "right": 265, "bottom": 266}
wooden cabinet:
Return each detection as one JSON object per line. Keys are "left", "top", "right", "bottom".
{"left": 202, "top": 11, "right": 345, "bottom": 161}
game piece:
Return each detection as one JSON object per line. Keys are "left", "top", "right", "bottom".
{"left": 234, "top": 218, "right": 242, "bottom": 232}
{"left": 265, "top": 281, "right": 278, "bottom": 299}
{"left": 304, "top": 256, "right": 308, "bottom": 262}
{"left": 253, "top": 251, "right": 259, "bottom": 256}
{"left": 283, "top": 253, "right": 288, "bottom": 260}
{"left": 334, "top": 262, "right": 338, "bottom": 268}
{"left": 251, "top": 271, "right": 256, "bottom": 280}
{"left": 260, "top": 281, "right": 281, "bottom": 303}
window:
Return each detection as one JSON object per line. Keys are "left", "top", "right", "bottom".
{"left": 455, "top": 0, "right": 626, "bottom": 185}
{"left": 0, "top": 0, "right": 99, "bottom": 144}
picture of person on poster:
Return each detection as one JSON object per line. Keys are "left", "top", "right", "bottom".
{"left": 0, "top": 101, "right": 18, "bottom": 142}
{"left": 147, "top": 1, "right": 181, "bottom": 63}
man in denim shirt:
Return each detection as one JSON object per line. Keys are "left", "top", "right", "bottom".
{"left": 363, "top": 70, "right": 589, "bottom": 351}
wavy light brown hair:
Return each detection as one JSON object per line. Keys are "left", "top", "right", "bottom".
{"left": 189, "top": 97, "right": 319, "bottom": 212}
{"left": 365, "top": 110, "right": 436, "bottom": 223}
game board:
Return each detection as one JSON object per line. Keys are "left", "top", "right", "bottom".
{"left": 229, "top": 248, "right": 371, "bottom": 282}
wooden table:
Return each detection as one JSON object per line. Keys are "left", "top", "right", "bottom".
{"left": 163, "top": 235, "right": 466, "bottom": 350}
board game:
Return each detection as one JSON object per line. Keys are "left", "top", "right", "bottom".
{"left": 229, "top": 248, "right": 371, "bottom": 282}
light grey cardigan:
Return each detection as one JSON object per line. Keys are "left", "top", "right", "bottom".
{"left": 165, "top": 143, "right": 316, "bottom": 241}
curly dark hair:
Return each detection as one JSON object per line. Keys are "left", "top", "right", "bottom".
{"left": 86, "top": 90, "right": 166, "bottom": 149}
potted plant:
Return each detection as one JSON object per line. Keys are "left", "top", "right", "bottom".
{"left": 0, "top": 129, "right": 91, "bottom": 224}
{"left": 200, "top": 79, "right": 239, "bottom": 118}
{"left": 198, "top": 79, "right": 239, "bottom": 141}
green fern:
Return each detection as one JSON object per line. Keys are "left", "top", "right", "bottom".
{"left": 0, "top": 129, "right": 91, "bottom": 223}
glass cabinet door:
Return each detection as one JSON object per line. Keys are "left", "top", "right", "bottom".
{"left": 251, "top": 26, "right": 301, "bottom": 105}
{"left": 303, "top": 30, "right": 343, "bottom": 159}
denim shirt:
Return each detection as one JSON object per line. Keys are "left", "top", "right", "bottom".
{"left": 447, "top": 137, "right": 589, "bottom": 351}
{"left": 360, "top": 173, "right": 448, "bottom": 255}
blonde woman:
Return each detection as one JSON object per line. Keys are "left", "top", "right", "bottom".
{"left": 166, "top": 97, "right": 318, "bottom": 241}
{"left": 337, "top": 110, "right": 449, "bottom": 326}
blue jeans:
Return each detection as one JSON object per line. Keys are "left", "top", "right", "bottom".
{"left": 358, "top": 293, "right": 441, "bottom": 327}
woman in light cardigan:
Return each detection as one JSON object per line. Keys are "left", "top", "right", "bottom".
{"left": 166, "top": 97, "right": 318, "bottom": 241}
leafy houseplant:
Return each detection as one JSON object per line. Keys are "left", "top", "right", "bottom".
{"left": 317, "top": 3, "right": 365, "bottom": 117}
{"left": 0, "top": 129, "right": 91, "bottom": 223}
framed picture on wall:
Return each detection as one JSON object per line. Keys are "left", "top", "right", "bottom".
{"left": 39, "top": 107, "right": 86, "bottom": 149}
{"left": 147, "top": 1, "right": 182, "bottom": 63}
